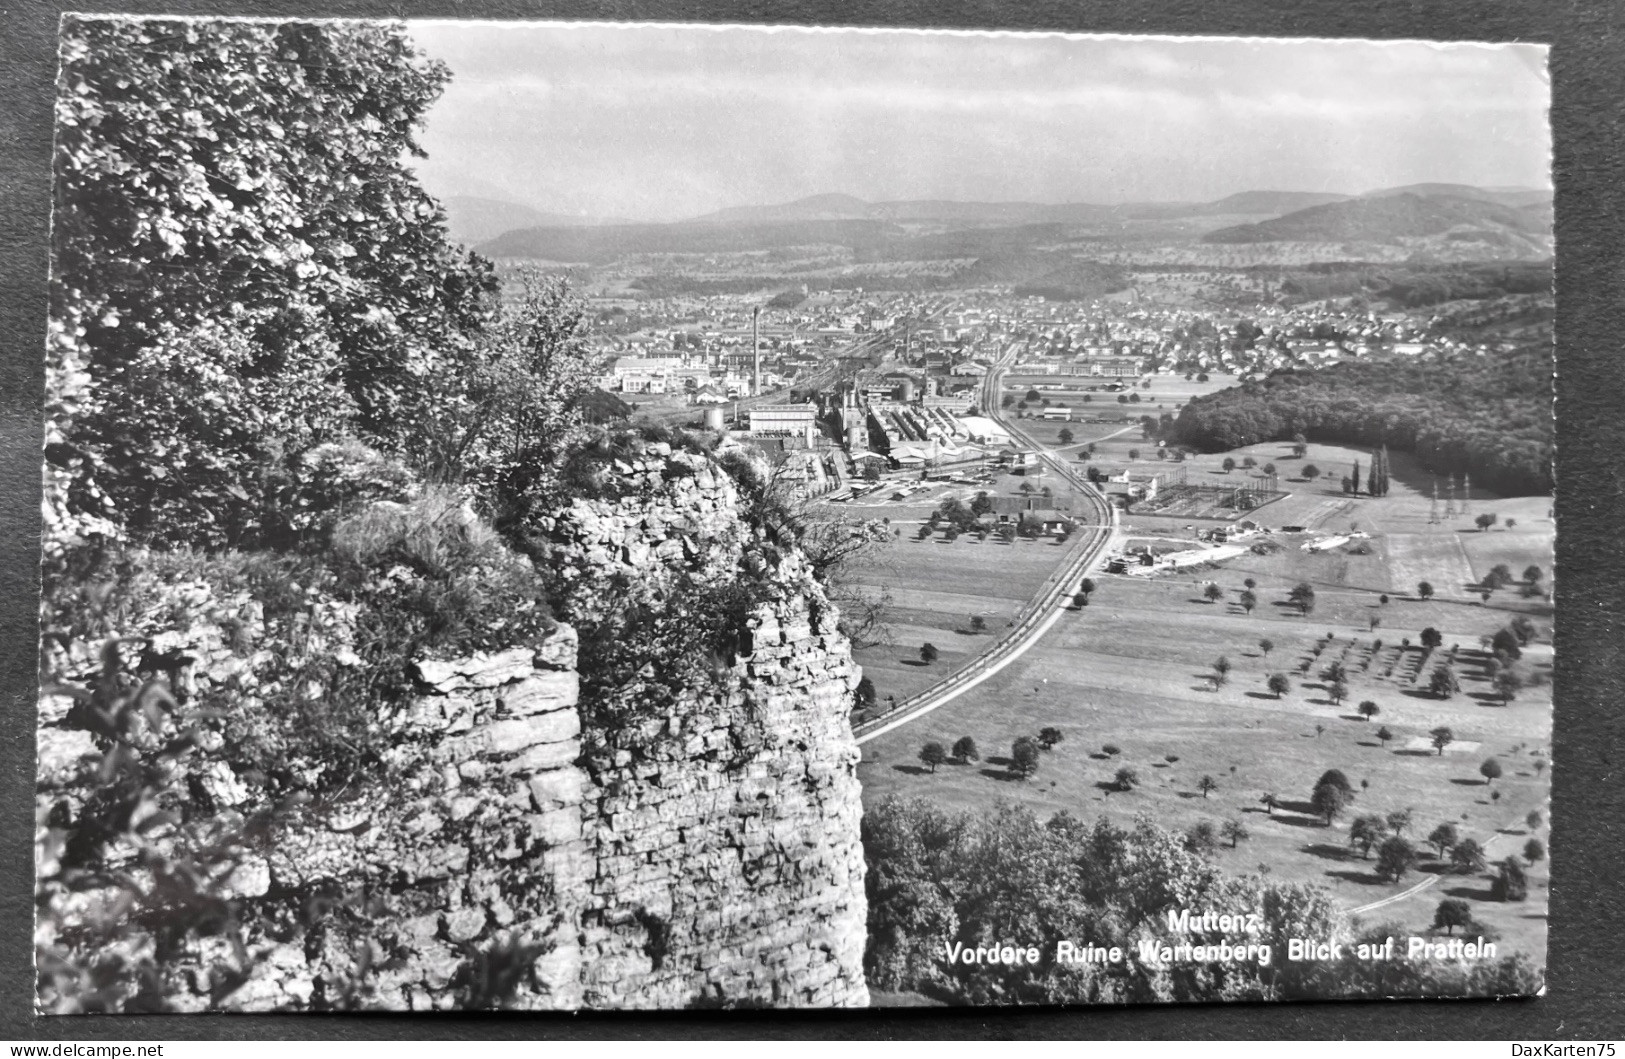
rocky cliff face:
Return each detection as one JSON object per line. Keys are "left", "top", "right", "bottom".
{"left": 36, "top": 442, "right": 869, "bottom": 1011}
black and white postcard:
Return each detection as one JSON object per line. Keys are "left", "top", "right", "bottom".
{"left": 35, "top": 18, "right": 1553, "bottom": 1012}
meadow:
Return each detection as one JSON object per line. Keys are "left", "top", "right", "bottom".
{"left": 857, "top": 429, "right": 1554, "bottom": 965}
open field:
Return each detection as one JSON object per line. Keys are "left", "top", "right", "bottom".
{"left": 844, "top": 526, "right": 1074, "bottom": 705}
{"left": 858, "top": 426, "right": 1553, "bottom": 964}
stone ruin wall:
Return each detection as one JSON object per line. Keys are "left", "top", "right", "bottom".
{"left": 38, "top": 444, "right": 869, "bottom": 1011}
{"left": 529, "top": 445, "right": 870, "bottom": 1009}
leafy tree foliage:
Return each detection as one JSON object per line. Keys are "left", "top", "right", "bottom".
{"left": 1480, "top": 758, "right": 1503, "bottom": 785}
{"left": 1349, "top": 815, "right": 1389, "bottom": 858}
{"left": 953, "top": 736, "right": 979, "bottom": 763}
{"left": 1433, "top": 898, "right": 1473, "bottom": 935}
{"left": 1451, "top": 839, "right": 1488, "bottom": 875}
{"left": 1038, "top": 727, "right": 1065, "bottom": 750}
{"left": 49, "top": 18, "right": 500, "bottom": 549}
{"left": 1010, "top": 737, "right": 1041, "bottom": 779}
{"left": 920, "top": 642, "right": 940, "bottom": 664}
{"left": 1430, "top": 726, "right": 1455, "bottom": 755}
{"left": 1523, "top": 838, "right": 1545, "bottom": 864}
{"left": 1311, "top": 782, "right": 1352, "bottom": 826}
{"left": 1492, "top": 857, "right": 1530, "bottom": 902}
{"left": 1428, "top": 822, "right": 1461, "bottom": 858}
{"left": 920, "top": 742, "right": 948, "bottom": 773}
{"left": 1429, "top": 666, "right": 1461, "bottom": 700}
{"left": 1267, "top": 673, "right": 1291, "bottom": 699}
{"left": 1375, "top": 836, "right": 1416, "bottom": 883}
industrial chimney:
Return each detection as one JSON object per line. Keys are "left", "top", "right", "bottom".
{"left": 752, "top": 306, "right": 761, "bottom": 397}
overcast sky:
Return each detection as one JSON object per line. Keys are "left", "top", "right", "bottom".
{"left": 406, "top": 23, "right": 1551, "bottom": 223}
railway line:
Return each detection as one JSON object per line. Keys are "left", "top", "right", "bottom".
{"left": 853, "top": 349, "right": 1119, "bottom": 744}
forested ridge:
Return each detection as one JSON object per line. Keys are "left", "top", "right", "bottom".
{"left": 1173, "top": 348, "right": 1553, "bottom": 496}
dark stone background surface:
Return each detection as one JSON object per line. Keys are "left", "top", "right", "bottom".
{"left": 2, "top": 0, "right": 1620, "bottom": 1040}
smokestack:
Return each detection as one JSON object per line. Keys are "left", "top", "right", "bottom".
{"left": 752, "top": 306, "right": 761, "bottom": 397}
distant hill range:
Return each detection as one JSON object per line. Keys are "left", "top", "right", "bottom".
{"left": 471, "top": 184, "right": 1552, "bottom": 263}
{"left": 441, "top": 196, "right": 629, "bottom": 247}
{"left": 1203, "top": 190, "right": 1551, "bottom": 248}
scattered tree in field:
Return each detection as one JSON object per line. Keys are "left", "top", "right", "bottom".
{"left": 953, "top": 736, "right": 979, "bottom": 763}
{"left": 1386, "top": 808, "right": 1414, "bottom": 836}
{"left": 1509, "top": 616, "right": 1537, "bottom": 646}
{"left": 1420, "top": 627, "right": 1443, "bottom": 650}
{"left": 1259, "top": 637, "right": 1275, "bottom": 657}
{"left": 1038, "top": 727, "right": 1065, "bottom": 750}
{"left": 1534, "top": 758, "right": 1546, "bottom": 777}
{"left": 1102, "top": 744, "right": 1121, "bottom": 758}
{"left": 1058, "top": 427, "right": 1074, "bottom": 445}
{"left": 1376, "top": 836, "right": 1416, "bottom": 883}
{"left": 1526, "top": 810, "right": 1543, "bottom": 832}
{"left": 1165, "top": 754, "right": 1180, "bottom": 765}
{"left": 1203, "top": 583, "right": 1223, "bottom": 604}
{"left": 970, "top": 615, "right": 986, "bottom": 633}
{"left": 1222, "top": 457, "right": 1236, "bottom": 473}
{"left": 1475, "top": 513, "right": 1496, "bottom": 532}
{"left": 919, "top": 742, "right": 947, "bottom": 773}
{"left": 1222, "top": 819, "right": 1250, "bottom": 848}
{"left": 1451, "top": 839, "right": 1487, "bottom": 875}
{"left": 1288, "top": 582, "right": 1317, "bottom": 616}
{"left": 1494, "top": 670, "right": 1523, "bottom": 707}
{"left": 1358, "top": 700, "right": 1380, "bottom": 722}
{"left": 1524, "top": 564, "right": 1544, "bottom": 584}
{"left": 1311, "top": 782, "right": 1352, "bottom": 826}
{"left": 1197, "top": 775, "right": 1219, "bottom": 799}
{"left": 1417, "top": 581, "right": 1435, "bottom": 600}
{"left": 1328, "top": 678, "right": 1349, "bottom": 707}
{"left": 1239, "top": 590, "right": 1257, "bottom": 614}
{"left": 1266, "top": 673, "right": 1291, "bottom": 699}
{"left": 1379, "top": 593, "right": 1390, "bottom": 605}
{"left": 1433, "top": 898, "right": 1474, "bottom": 936}
{"left": 1213, "top": 656, "right": 1232, "bottom": 680}
{"left": 1185, "top": 821, "right": 1220, "bottom": 856}
{"left": 1303, "top": 464, "right": 1321, "bottom": 480}
{"left": 1128, "top": 448, "right": 1141, "bottom": 461}
{"left": 1376, "top": 725, "right": 1394, "bottom": 749}
{"left": 1429, "top": 726, "right": 1455, "bottom": 756}
{"left": 1492, "top": 857, "right": 1529, "bottom": 901}
{"left": 1315, "top": 723, "right": 1326, "bottom": 739}
{"left": 1479, "top": 759, "right": 1503, "bottom": 785}
{"left": 1113, "top": 766, "right": 1140, "bottom": 792}
{"left": 1349, "top": 815, "right": 1389, "bottom": 858}
{"left": 1428, "top": 823, "right": 1461, "bottom": 859}
{"left": 1428, "top": 666, "right": 1461, "bottom": 700}
{"left": 1524, "top": 838, "right": 1546, "bottom": 865}
{"left": 1292, "top": 433, "right": 1308, "bottom": 457}
{"left": 1261, "top": 792, "right": 1279, "bottom": 816}
{"left": 1010, "top": 737, "right": 1041, "bottom": 780}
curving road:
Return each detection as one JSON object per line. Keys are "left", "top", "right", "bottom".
{"left": 854, "top": 350, "right": 1118, "bottom": 745}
